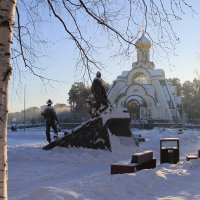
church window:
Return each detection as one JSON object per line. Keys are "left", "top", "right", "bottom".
{"left": 133, "top": 73, "right": 150, "bottom": 84}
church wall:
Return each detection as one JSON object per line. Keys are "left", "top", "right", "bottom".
{"left": 151, "top": 79, "right": 173, "bottom": 121}
{"left": 151, "top": 108, "right": 172, "bottom": 121}
{"left": 126, "top": 85, "right": 146, "bottom": 97}
{"left": 117, "top": 96, "right": 127, "bottom": 109}
{"left": 116, "top": 94, "right": 176, "bottom": 122}
{"left": 175, "top": 96, "right": 182, "bottom": 105}
{"left": 107, "top": 80, "right": 127, "bottom": 105}
{"left": 112, "top": 77, "right": 181, "bottom": 122}
{"left": 126, "top": 87, "right": 155, "bottom": 108}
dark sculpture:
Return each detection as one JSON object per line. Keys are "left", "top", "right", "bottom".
{"left": 91, "top": 71, "right": 108, "bottom": 113}
{"left": 43, "top": 71, "right": 132, "bottom": 151}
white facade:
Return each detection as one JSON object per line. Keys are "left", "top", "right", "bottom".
{"left": 107, "top": 33, "right": 183, "bottom": 123}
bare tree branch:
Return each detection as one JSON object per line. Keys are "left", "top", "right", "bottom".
{"left": 15, "top": 5, "right": 61, "bottom": 82}
{"left": 12, "top": 0, "right": 197, "bottom": 83}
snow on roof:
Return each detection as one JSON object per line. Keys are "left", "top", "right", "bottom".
{"left": 118, "top": 86, "right": 129, "bottom": 95}
{"left": 147, "top": 69, "right": 165, "bottom": 77}
{"left": 116, "top": 71, "right": 129, "bottom": 79}
{"left": 143, "top": 85, "right": 155, "bottom": 97}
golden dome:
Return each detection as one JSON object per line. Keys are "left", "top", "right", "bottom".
{"left": 135, "top": 34, "right": 151, "bottom": 50}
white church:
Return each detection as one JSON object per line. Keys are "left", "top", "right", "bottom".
{"left": 107, "top": 33, "right": 183, "bottom": 125}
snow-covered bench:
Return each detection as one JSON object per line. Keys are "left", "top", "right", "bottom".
{"left": 186, "top": 155, "right": 198, "bottom": 161}
{"left": 111, "top": 150, "right": 156, "bottom": 174}
{"left": 186, "top": 150, "right": 200, "bottom": 161}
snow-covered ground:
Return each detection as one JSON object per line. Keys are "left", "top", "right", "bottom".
{"left": 8, "top": 127, "right": 200, "bottom": 200}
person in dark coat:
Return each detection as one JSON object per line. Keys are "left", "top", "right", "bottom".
{"left": 91, "top": 71, "right": 108, "bottom": 112}
{"left": 41, "top": 99, "right": 59, "bottom": 143}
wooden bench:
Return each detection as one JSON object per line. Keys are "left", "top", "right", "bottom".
{"left": 111, "top": 162, "right": 137, "bottom": 174}
{"left": 111, "top": 150, "right": 156, "bottom": 175}
{"left": 131, "top": 150, "right": 153, "bottom": 164}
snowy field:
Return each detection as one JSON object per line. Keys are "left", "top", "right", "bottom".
{"left": 8, "top": 127, "right": 200, "bottom": 200}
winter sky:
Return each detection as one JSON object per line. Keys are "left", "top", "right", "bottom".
{"left": 9, "top": 1, "right": 200, "bottom": 113}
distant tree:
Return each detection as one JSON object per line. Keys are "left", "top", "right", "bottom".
{"left": 193, "top": 78, "right": 200, "bottom": 96}
{"left": 0, "top": 0, "right": 196, "bottom": 199}
{"left": 191, "top": 78, "right": 200, "bottom": 119}
{"left": 181, "top": 78, "right": 200, "bottom": 120}
{"left": 68, "top": 81, "right": 111, "bottom": 121}
{"left": 169, "top": 78, "right": 182, "bottom": 96}
{"left": 104, "top": 82, "right": 111, "bottom": 94}
{"left": 8, "top": 107, "right": 41, "bottom": 125}
{"left": 54, "top": 104, "right": 70, "bottom": 122}
{"left": 68, "top": 82, "right": 90, "bottom": 121}
{"left": 8, "top": 104, "right": 70, "bottom": 125}
{"left": 182, "top": 80, "right": 194, "bottom": 120}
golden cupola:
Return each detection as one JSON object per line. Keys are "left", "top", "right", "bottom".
{"left": 135, "top": 33, "right": 151, "bottom": 63}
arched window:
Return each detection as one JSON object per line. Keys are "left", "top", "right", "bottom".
{"left": 132, "top": 73, "right": 150, "bottom": 84}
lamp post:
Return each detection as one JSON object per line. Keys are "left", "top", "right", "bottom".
{"left": 24, "top": 84, "right": 27, "bottom": 131}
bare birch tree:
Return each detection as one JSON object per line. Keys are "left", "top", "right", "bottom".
{"left": 0, "top": 0, "right": 195, "bottom": 199}
{"left": 0, "top": 1, "right": 17, "bottom": 199}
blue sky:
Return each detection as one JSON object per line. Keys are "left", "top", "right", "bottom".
{"left": 9, "top": 1, "right": 200, "bottom": 113}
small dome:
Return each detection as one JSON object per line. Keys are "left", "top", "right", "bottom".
{"left": 135, "top": 34, "right": 151, "bottom": 50}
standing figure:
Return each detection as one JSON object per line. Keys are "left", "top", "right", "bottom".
{"left": 41, "top": 99, "right": 59, "bottom": 143}
{"left": 86, "top": 95, "right": 99, "bottom": 118}
{"left": 91, "top": 71, "right": 108, "bottom": 112}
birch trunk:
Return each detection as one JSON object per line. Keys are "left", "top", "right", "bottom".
{"left": 0, "top": 0, "right": 17, "bottom": 199}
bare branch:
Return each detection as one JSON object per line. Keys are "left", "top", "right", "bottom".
{"left": 79, "top": 0, "right": 134, "bottom": 46}
{"left": 15, "top": 5, "right": 60, "bottom": 82}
